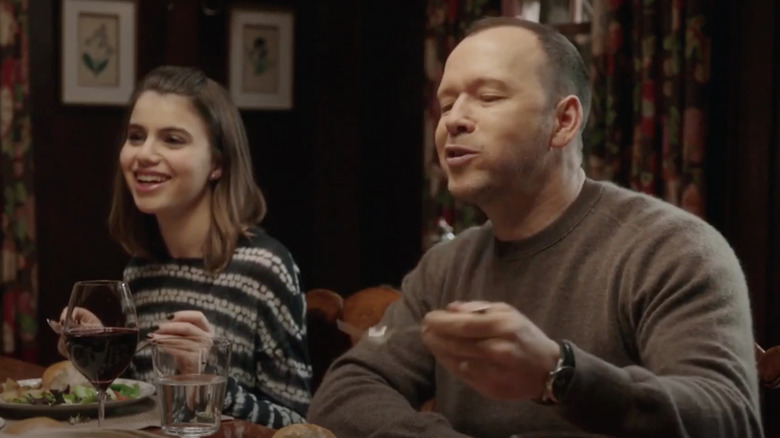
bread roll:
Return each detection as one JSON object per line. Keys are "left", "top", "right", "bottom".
{"left": 272, "top": 424, "right": 337, "bottom": 438}
{"left": 2, "top": 416, "right": 62, "bottom": 435}
{"left": 40, "top": 360, "right": 89, "bottom": 392}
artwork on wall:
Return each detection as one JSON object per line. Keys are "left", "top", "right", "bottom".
{"left": 61, "top": 0, "right": 136, "bottom": 105}
{"left": 228, "top": 8, "right": 294, "bottom": 110}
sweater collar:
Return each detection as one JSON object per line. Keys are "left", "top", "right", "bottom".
{"left": 491, "top": 178, "right": 604, "bottom": 259}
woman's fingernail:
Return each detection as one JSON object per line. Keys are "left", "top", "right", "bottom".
{"left": 149, "top": 325, "right": 159, "bottom": 332}
{"left": 166, "top": 313, "right": 175, "bottom": 320}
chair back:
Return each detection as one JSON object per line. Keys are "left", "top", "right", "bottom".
{"left": 305, "top": 289, "right": 351, "bottom": 393}
{"left": 342, "top": 286, "right": 402, "bottom": 345}
{"left": 756, "top": 342, "right": 780, "bottom": 388}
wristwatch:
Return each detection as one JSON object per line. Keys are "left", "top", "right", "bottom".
{"left": 535, "top": 340, "right": 576, "bottom": 404}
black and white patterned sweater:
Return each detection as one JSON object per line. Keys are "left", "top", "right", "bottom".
{"left": 122, "top": 227, "right": 311, "bottom": 428}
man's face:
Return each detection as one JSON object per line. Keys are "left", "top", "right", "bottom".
{"left": 435, "top": 26, "right": 555, "bottom": 206}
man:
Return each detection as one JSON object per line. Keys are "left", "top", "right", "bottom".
{"left": 308, "top": 17, "right": 763, "bottom": 438}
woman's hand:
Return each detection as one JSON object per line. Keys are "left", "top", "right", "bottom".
{"left": 149, "top": 310, "right": 214, "bottom": 340}
{"left": 56, "top": 306, "right": 103, "bottom": 358}
{"left": 148, "top": 311, "right": 215, "bottom": 376}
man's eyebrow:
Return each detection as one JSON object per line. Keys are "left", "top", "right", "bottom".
{"left": 437, "top": 77, "right": 510, "bottom": 99}
{"left": 473, "top": 77, "right": 509, "bottom": 89}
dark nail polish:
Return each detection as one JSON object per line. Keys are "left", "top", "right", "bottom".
{"left": 166, "top": 313, "right": 175, "bottom": 320}
{"left": 149, "top": 325, "right": 159, "bottom": 332}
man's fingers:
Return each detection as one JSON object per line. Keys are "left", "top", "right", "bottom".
{"left": 423, "top": 331, "right": 488, "bottom": 359}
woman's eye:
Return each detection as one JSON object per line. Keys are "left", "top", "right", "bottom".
{"left": 127, "top": 132, "right": 144, "bottom": 143}
{"left": 165, "top": 135, "right": 185, "bottom": 145}
{"left": 439, "top": 103, "right": 453, "bottom": 113}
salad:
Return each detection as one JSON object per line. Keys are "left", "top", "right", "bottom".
{"left": 0, "top": 378, "right": 141, "bottom": 406}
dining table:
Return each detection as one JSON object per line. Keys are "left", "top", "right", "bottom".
{"left": 0, "top": 355, "right": 276, "bottom": 438}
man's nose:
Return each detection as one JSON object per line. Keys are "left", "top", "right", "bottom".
{"left": 443, "top": 100, "right": 476, "bottom": 136}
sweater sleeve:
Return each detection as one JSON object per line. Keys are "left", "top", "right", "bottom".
{"left": 308, "top": 249, "right": 471, "bottom": 438}
{"left": 558, "top": 223, "right": 763, "bottom": 438}
{"left": 223, "top": 243, "right": 312, "bottom": 428}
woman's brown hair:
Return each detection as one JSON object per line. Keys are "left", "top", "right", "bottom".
{"left": 108, "top": 65, "right": 267, "bottom": 272}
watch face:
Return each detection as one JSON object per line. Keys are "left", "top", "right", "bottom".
{"left": 552, "top": 366, "right": 576, "bottom": 401}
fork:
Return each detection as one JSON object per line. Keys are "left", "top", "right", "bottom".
{"left": 336, "top": 303, "right": 491, "bottom": 345}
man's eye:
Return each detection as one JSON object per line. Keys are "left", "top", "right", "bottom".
{"left": 481, "top": 95, "right": 502, "bottom": 102}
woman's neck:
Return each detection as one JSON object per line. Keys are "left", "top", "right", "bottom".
{"left": 156, "top": 197, "right": 212, "bottom": 259}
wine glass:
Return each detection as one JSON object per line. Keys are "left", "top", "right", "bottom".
{"left": 63, "top": 280, "right": 139, "bottom": 427}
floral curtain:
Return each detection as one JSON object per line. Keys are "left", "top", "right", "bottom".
{"left": 423, "top": 0, "right": 500, "bottom": 249}
{"left": 0, "top": 0, "right": 37, "bottom": 361}
{"left": 586, "top": 0, "right": 710, "bottom": 217}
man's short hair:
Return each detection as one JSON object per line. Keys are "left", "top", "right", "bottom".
{"left": 466, "top": 17, "right": 592, "bottom": 129}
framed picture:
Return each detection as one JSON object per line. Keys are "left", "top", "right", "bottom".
{"left": 229, "top": 9, "right": 294, "bottom": 110}
{"left": 61, "top": 0, "right": 136, "bottom": 105}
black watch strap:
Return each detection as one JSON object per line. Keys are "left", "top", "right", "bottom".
{"left": 534, "top": 340, "right": 576, "bottom": 404}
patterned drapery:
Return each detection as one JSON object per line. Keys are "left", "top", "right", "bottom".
{"left": 423, "top": 0, "right": 499, "bottom": 249}
{"left": 0, "top": 0, "right": 37, "bottom": 361}
{"left": 587, "top": 0, "right": 709, "bottom": 217}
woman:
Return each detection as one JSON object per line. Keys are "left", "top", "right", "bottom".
{"left": 104, "top": 65, "right": 310, "bottom": 427}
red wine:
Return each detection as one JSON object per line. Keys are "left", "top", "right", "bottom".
{"left": 66, "top": 327, "right": 138, "bottom": 391}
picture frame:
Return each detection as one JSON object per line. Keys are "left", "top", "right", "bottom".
{"left": 229, "top": 8, "right": 294, "bottom": 110}
{"left": 61, "top": 0, "right": 136, "bottom": 105}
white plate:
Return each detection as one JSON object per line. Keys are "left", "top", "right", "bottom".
{"left": 6, "top": 428, "right": 160, "bottom": 438}
{"left": 0, "top": 378, "right": 155, "bottom": 415}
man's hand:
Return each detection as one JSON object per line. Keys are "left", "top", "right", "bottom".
{"left": 421, "top": 301, "right": 560, "bottom": 400}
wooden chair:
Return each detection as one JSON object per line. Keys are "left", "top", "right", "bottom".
{"left": 756, "top": 342, "right": 780, "bottom": 388}
{"left": 305, "top": 289, "right": 351, "bottom": 393}
{"left": 341, "top": 285, "right": 402, "bottom": 345}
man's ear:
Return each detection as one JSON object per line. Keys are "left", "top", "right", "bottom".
{"left": 549, "top": 95, "right": 583, "bottom": 150}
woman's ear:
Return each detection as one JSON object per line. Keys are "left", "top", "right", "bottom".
{"left": 549, "top": 95, "right": 583, "bottom": 150}
{"left": 209, "top": 164, "right": 222, "bottom": 181}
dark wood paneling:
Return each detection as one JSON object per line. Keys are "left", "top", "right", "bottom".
{"left": 308, "top": 1, "right": 363, "bottom": 294}
{"left": 710, "top": 0, "right": 780, "bottom": 436}
{"left": 358, "top": 2, "right": 425, "bottom": 288}
{"left": 30, "top": 1, "right": 129, "bottom": 367}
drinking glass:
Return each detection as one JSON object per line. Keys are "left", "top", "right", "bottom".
{"left": 63, "top": 280, "right": 139, "bottom": 427}
{"left": 151, "top": 336, "right": 232, "bottom": 438}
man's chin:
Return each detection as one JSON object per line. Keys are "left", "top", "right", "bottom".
{"left": 447, "top": 182, "right": 483, "bottom": 204}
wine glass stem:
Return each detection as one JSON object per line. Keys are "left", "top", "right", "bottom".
{"left": 98, "top": 389, "right": 106, "bottom": 427}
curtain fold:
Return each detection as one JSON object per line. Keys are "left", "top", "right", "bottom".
{"left": 0, "top": 0, "right": 37, "bottom": 361}
{"left": 587, "top": 0, "right": 710, "bottom": 217}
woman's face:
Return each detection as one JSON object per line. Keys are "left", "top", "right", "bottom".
{"left": 119, "top": 91, "right": 221, "bottom": 219}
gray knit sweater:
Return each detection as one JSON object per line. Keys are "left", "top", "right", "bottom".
{"left": 308, "top": 179, "right": 762, "bottom": 438}
{"left": 123, "top": 227, "right": 311, "bottom": 428}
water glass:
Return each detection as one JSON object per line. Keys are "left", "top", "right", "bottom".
{"left": 151, "top": 337, "right": 232, "bottom": 438}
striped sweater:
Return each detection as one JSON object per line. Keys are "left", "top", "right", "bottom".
{"left": 122, "top": 227, "right": 312, "bottom": 428}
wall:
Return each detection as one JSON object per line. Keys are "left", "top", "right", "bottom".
{"left": 29, "top": 0, "right": 424, "bottom": 366}
{"left": 708, "top": 0, "right": 780, "bottom": 436}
